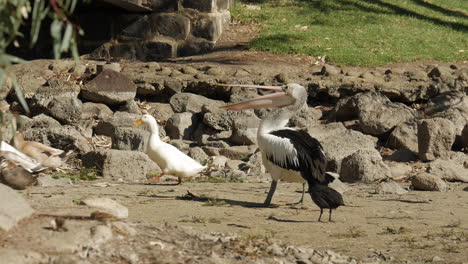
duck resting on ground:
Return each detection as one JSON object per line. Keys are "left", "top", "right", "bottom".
{"left": 219, "top": 83, "right": 343, "bottom": 220}
{"left": 12, "top": 132, "right": 68, "bottom": 169}
{"left": 134, "top": 114, "right": 206, "bottom": 185}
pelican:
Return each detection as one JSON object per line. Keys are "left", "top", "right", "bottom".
{"left": 134, "top": 114, "right": 206, "bottom": 184}
{"left": 219, "top": 83, "right": 337, "bottom": 208}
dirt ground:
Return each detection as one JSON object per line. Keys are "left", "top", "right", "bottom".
{"left": 3, "top": 23, "right": 468, "bottom": 263}
{"left": 25, "top": 178, "right": 468, "bottom": 263}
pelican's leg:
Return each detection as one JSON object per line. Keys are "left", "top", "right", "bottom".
{"left": 318, "top": 208, "right": 323, "bottom": 222}
{"left": 287, "top": 183, "right": 305, "bottom": 205}
{"left": 175, "top": 177, "right": 182, "bottom": 185}
{"left": 147, "top": 173, "right": 164, "bottom": 183}
{"left": 263, "top": 180, "right": 278, "bottom": 207}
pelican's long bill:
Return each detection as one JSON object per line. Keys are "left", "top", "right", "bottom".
{"left": 216, "top": 83, "right": 294, "bottom": 111}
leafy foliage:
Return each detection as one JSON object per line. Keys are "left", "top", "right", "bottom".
{"left": 0, "top": 0, "right": 88, "bottom": 140}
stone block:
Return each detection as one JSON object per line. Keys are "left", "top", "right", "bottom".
{"left": 217, "top": 0, "right": 231, "bottom": 10}
{"left": 82, "top": 149, "right": 159, "bottom": 181}
{"left": 82, "top": 70, "right": 137, "bottom": 105}
{"left": 151, "top": 14, "right": 190, "bottom": 40}
{"left": 142, "top": 40, "right": 177, "bottom": 60}
{"left": 193, "top": 16, "right": 222, "bottom": 41}
{"left": 178, "top": 38, "right": 215, "bottom": 57}
{"left": 149, "top": 0, "right": 178, "bottom": 11}
{"left": 117, "top": 15, "right": 151, "bottom": 40}
{"left": 418, "top": 118, "right": 456, "bottom": 161}
{"left": 111, "top": 127, "right": 149, "bottom": 151}
{"left": 183, "top": 0, "right": 215, "bottom": 12}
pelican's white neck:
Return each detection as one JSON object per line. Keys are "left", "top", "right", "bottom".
{"left": 258, "top": 108, "right": 294, "bottom": 135}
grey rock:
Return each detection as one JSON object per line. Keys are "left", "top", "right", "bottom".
{"left": 165, "top": 112, "right": 199, "bottom": 140}
{"left": 388, "top": 121, "right": 418, "bottom": 153}
{"left": 205, "top": 67, "right": 225, "bottom": 76}
{"left": 340, "top": 149, "right": 392, "bottom": 183}
{"left": 229, "top": 117, "right": 259, "bottom": 145}
{"left": 37, "top": 175, "right": 73, "bottom": 187}
{"left": 0, "top": 183, "right": 34, "bottom": 231}
{"left": 226, "top": 160, "right": 245, "bottom": 170}
{"left": 24, "top": 125, "right": 92, "bottom": 154}
{"left": 428, "top": 66, "right": 452, "bottom": 79}
{"left": 327, "top": 176, "right": 349, "bottom": 194}
{"left": 9, "top": 60, "right": 52, "bottom": 98}
{"left": 427, "top": 159, "right": 468, "bottom": 182}
{"left": 246, "top": 151, "right": 266, "bottom": 176}
{"left": 111, "top": 127, "right": 149, "bottom": 152}
{"left": 307, "top": 122, "right": 378, "bottom": 172}
{"left": 411, "top": 173, "right": 447, "bottom": 192}
{"left": 169, "top": 93, "right": 223, "bottom": 113}
{"left": 209, "top": 155, "right": 229, "bottom": 168}
{"left": 180, "top": 66, "right": 198, "bottom": 75}
{"left": 29, "top": 78, "right": 81, "bottom": 117}
{"left": 81, "top": 102, "right": 114, "bottom": 120}
{"left": 188, "top": 147, "right": 209, "bottom": 164}
{"left": 424, "top": 93, "right": 468, "bottom": 134}
{"left": 98, "top": 62, "right": 121, "bottom": 73}
{"left": 119, "top": 100, "right": 142, "bottom": 114}
{"left": 418, "top": 118, "right": 456, "bottom": 161}
{"left": 289, "top": 106, "right": 322, "bottom": 128}
{"left": 82, "top": 70, "right": 137, "bottom": 105}
{"left": 376, "top": 181, "right": 408, "bottom": 194}
{"left": 94, "top": 112, "right": 141, "bottom": 137}
{"left": 147, "top": 102, "right": 174, "bottom": 122}
{"left": 203, "top": 105, "right": 257, "bottom": 132}
{"left": 321, "top": 65, "right": 341, "bottom": 76}
{"left": 82, "top": 149, "right": 159, "bottom": 181}
{"left": 219, "top": 145, "right": 257, "bottom": 160}
{"left": 357, "top": 93, "right": 418, "bottom": 135}
{"left": 329, "top": 92, "right": 418, "bottom": 136}
{"left": 82, "top": 198, "right": 128, "bottom": 219}
{"left": 386, "top": 149, "right": 418, "bottom": 162}
{"left": 47, "top": 97, "right": 83, "bottom": 124}
{"left": 23, "top": 114, "right": 61, "bottom": 130}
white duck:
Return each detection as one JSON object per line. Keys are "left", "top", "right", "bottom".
{"left": 134, "top": 114, "right": 206, "bottom": 184}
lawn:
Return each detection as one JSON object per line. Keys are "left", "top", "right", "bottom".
{"left": 232, "top": 0, "right": 468, "bottom": 66}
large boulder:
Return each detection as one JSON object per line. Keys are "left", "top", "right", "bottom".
{"left": 388, "top": 121, "right": 418, "bottom": 153}
{"left": 424, "top": 92, "right": 468, "bottom": 135}
{"left": 340, "top": 149, "right": 392, "bottom": 183}
{"left": 81, "top": 102, "right": 114, "bottom": 120}
{"left": 427, "top": 158, "right": 468, "bottom": 182}
{"left": 307, "top": 122, "right": 378, "bottom": 172}
{"left": 0, "top": 183, "right": 34, "bottom": 231}
{"left": 202, "top": 105, "right": 258, "bottom": 132}
{"left": 81, "top": 70, "right": 137, "bottom": 105}
{"left": 94, "top": 112, "right": 142, "bottom": 137}
{"left": 82, "top": 149, "right": 159, "bottom": 181}
{"left": 329, "top": 92, "right": 418, "bottom": 136}
{"left": 111, "top": 127, "right": 149, "bottom": 152}
{"left": 165, "top": 112, "right": 199, "bottom": 140}
{"left": 29, "top": 78, "right": 81, "bottom": 120}
{"left": 418, "top": 118, "right": 456, "bottom": 161}
{"left": 229, "top": 117, "right": 260, "bottom": 145}
{"left": 169, "top": 93, "right": 223, "bottom": 113}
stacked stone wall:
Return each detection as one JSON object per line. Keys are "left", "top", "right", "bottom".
{"left": 78, "top": 0, "right": 233, "bottom": 60}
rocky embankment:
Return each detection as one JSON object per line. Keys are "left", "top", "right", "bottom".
{"left": 0, "top": 59, "right": 467, "bottom": 263}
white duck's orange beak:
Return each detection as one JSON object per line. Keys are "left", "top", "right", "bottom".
{"left": 134, "top": 119, "right": 143, "bottom": 125}
{"left": 215, "top": 83, "right": 293, "bottom": 111}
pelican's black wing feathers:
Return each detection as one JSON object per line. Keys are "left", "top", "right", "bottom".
{"left": 267, "top": 129, "right": 332, "bottom": 185}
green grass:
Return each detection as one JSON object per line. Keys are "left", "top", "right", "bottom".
{"left": 52, "top": 167, "right": 98, "bottom": 182}
{"left": 232, "top": 0, "right": 468, "bottom": 66}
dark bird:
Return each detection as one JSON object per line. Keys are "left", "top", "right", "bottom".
{"left": 219, "top": 83, "right": 335, "bottom": 208}
{"left": 0, "top": 165, "right": 36, "bottom": 190}
{"left": 309, "top": 183, "right": 344, "bottom": 222}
